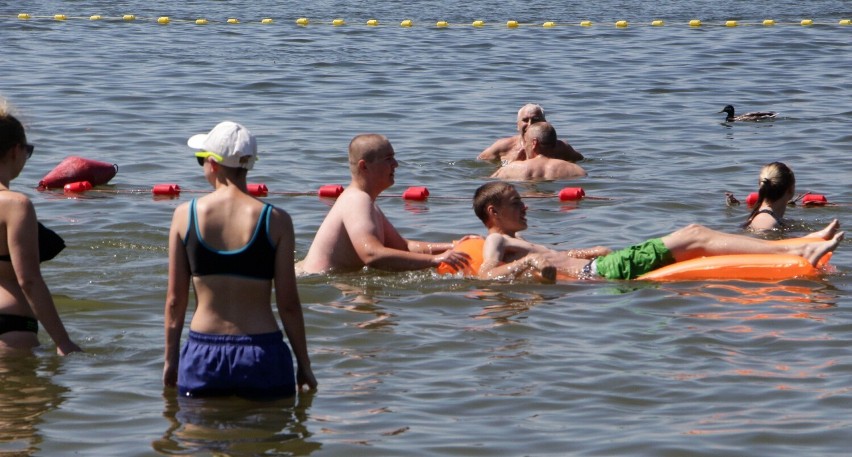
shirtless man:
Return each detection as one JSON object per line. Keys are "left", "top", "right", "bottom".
{"left": 299, "top": 134, "right": 472, "bottom": 274}
{"left": 472, "top": 182, "right": 843, "bottom": 282}
{"left": 477, "top": 103, "right": 583, "bottom": 163}
{"left": 490, "top": 122, "right": 587, "bottom": 181}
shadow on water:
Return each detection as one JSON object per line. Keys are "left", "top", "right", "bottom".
{"left": 0, "top": 352, "right": 68, "bottom": 455}
{"left": 153, "top": 390, "right": 321, "bottom": 456}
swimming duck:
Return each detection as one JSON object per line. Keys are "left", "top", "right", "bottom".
{"left": 719, "top": 105, "right": 778, "bottom": 122}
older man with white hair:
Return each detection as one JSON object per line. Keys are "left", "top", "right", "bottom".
{"left": 477, "top": 103, "right": 583, "bottom": 164}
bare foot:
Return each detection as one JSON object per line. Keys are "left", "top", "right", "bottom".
{"left": 805, "top": 219, "right": 840, "bottom": 239}
{"left": 800, "top": 232, "right": 844, "bottom": 266}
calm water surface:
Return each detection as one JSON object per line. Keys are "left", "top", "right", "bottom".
{"left": 2, "top": 1, "right": 851, "bottom": 455}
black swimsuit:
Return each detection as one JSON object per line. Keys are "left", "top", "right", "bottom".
{"left": 0, "top": 314, "right": 38, "bottom": 335}
{"left": 0, "top": 222, "right": 66, "bottom": 263}
{"left": 183, "top": 199, "right": 276, "bottom": 280}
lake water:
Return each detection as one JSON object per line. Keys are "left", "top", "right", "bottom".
{"left": 2, "top": 1, "right": 851, "bottom": 455}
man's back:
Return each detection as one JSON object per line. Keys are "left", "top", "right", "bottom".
{"left": 490, "top": 155, "right": 587, "bottom": 181}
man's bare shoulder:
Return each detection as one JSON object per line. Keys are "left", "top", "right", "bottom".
{"left": 478, "top": 135, "right": 520, "bottom": 161}
{"left": 546, "top": 159, "right": 587, "bottom": 179}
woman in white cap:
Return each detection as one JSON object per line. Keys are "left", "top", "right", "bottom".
{"left": 163, "top": 121, "right": 316, "bottom": 398}
{"left": 0, "top": 103, "right": 81, "bottom": 355}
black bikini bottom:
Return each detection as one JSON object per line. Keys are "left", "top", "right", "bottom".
{"left": 0, "top": 314, "right": 38, "bottom": 335}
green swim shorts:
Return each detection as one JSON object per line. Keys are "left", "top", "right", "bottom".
{"left": 594, "top": 238, "right": 675, "bottom": 280}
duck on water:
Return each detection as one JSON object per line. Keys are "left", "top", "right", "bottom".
{"left": 719, "top": 105, "right": 778, "bottom": 122}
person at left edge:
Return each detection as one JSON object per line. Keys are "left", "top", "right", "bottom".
{"left": 0, "top": 104, "right": 81, "bottom": 355}
{"left": 163, "top": 121, "right": 316, "bottom": 398}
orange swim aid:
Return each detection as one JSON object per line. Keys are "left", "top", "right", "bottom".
{"left": 638, "top": 237, "right": 831, "bottom": 281}
{"left": 437, "top": 238, "right": 485, "bottom": 276}
{"left": 439, "top": 237, "right": 831, "bottom": 282}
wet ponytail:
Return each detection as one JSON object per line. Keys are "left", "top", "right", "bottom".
{"left": 743, "top": 162, "right": 795, "bottom": 227}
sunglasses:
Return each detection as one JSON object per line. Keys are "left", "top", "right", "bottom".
{"left": 23, "top": 143, "right": 34, "bottom": 159}
{"left": 195, "top": 151, "right": 223, "bottom": 166}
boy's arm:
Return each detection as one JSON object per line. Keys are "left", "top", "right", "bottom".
{"left": 478, "top": 234, "right": 550, "bottom": 280}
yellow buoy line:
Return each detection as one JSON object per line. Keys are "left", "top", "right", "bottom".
{"left": 8, "top": 14, "right": 852, "bottom": 27}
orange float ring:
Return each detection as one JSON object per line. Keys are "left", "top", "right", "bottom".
{"left": 439, "top": 237, "right": 830, "bottom": 281}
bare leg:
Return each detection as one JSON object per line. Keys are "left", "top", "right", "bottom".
{"left": 662, "top": 224, "right": 844, "bottom": 266}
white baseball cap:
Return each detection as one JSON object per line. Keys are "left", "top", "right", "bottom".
{"left": 187, "top": 121, "right": 257, "bottom": 170}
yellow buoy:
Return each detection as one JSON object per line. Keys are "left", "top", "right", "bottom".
{"left": 332, "top": 19, "right": 345, "bottom": 26}
{"left": 261, "top": 18, "right": 273, "bottom": 24}
{"left": 615, "top": 20, "right": 628, "bottom": 28}
{"left": 90, "top": 15, "right": 103, "bottom": 21}
{"left": 543, "top": 21, "right": 556, "bottom": 28}
{"left": 472, "top": 20, "right": 485, "bottom": 27}
{"left": 296, "top": 17, "right": 309, "bottom": 26}
{"left": 689, "top": 19, "right": 702, "bottom": 27}
{"left": 17, "top": 13, "right": 31, "bottom": 19}
{"left": 54, "top": 14, "right": 67, "bottom": 21}
{"left": 436, "top": 21, "right": 448, "bottom": 28}
{"left": 580, "top": 20, "right": 592, "bottom": 27}
{"left": 762, "top": 19, "right": 775, "bottom": 26}
{"left": 840, "top": 19, "right": 851, "bottom": 25}
{"left": 227, "top": 18, "right": 239, "bottom": 24}
{"left": 157, "top": 16, "right": 170, "bottom": 24}
{"left": 401, "top": 19, "right": 413, "bottom": 27}
{"left": 195, "top": 19, "right": 208, "bottom": 25}
{"left": 725, "top": 20, "right": 738, "bottom": 27}
{"left": 506, "top": 20, "right": 519, "bottom": 28}
{"left": 123, "top": 14, "right": 135, "bottom": 21}
{"left": 367, "top": 19, "right": 379, "bottom": 26}
{"left": 651, "top": 19, "right": 664, "bottom": 26}
{"left": 801, "top": 19, "right": 813, "bottom": 26}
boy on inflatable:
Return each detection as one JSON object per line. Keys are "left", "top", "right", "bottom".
{"left": 471, "top": 182, "right": 843, "bottom": 282}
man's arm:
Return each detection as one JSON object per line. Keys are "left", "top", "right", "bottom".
{"left": 477, "top": 136, "right": 518, "bottom": 161}
{"left": 555, "top": 141, "right": 584, "bottom": 162}
{"left": 343, "top": 196, "right": 469, "bottom": 271}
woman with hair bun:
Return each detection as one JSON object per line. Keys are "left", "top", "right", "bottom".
{"left": 743, "top": 162, "right": 796, "bottom": 231}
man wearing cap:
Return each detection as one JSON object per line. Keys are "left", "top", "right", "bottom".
{"left": 164, "top": 121, "right": 316, "bottom": 398}
{"left": 298, "top": 133, "right": 473, "bottom": 274}
{"left": 477, "top": 103, "right": 584, "bottom": 164}
{"left": 490, "top": 122, "right": 587, "bottom": 181}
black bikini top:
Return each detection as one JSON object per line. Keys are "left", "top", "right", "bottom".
{"left": 183, "top": 199, "right": 276, "bottom": 280}
{"left": 0, "top": 222, "right": 66, "bottom": 263}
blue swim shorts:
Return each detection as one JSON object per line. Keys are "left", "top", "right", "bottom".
{"left": 594, "top": 238, "right": 675, "bottom": 280}
{"left": 178, "top": 330, "right": 296, "bottom": 399}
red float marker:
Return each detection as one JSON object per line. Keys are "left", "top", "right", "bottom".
{"left": 248, "top": 183, "right": 268, "bottom": 196}
{"left": 39, "top": 156, "right": 118, "bottom": 189}
{"left": 402, "top": 186, "right": 429, "bottom": 201}
{"left": 152, "top": 184, "right": 181, "bottom": 196}
{"left": 558, "top": 187, "right": 585, "bottom": 201}
{"left": 746, "top": 192, "right": 759, "bottom": 207}
{"left": 802, "top": 194, "right": 828, "bottom": 206}
{"left": 63, "top": 181, "right": 92, "bottom": 193}
{"left": 318, "top": 184, "right": 344, "bottom": 198}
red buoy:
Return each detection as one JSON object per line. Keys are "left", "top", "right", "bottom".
{"left": 248, "top": 183, "right": 268, "bottom": 196}
{"left": 746, "top": 192, "right": 759, "bottom": 207}
{"left": 802, "top": 194, "right": 828, "bottom": 206}
{"left": 152, "top": 184, "right": 181, "bottom": 196}
{"left": 318, "top": 184, "right": 344, "bottom": 198}
{"left": 63, "top": 181, "right": 92, "bottom": 193}
{"left": 558, "top": 187, "right": 585, "bottom": 201}
{"left": 402, "top": 186, "right": 429, "bottom": 200}
{"left": 38, "top": 156, "right": 118, "bottom": 189}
